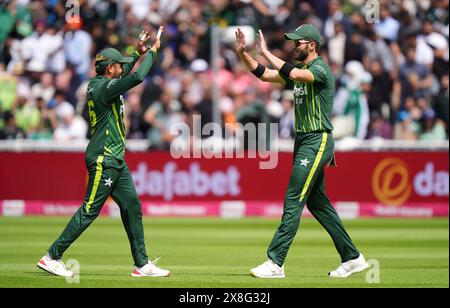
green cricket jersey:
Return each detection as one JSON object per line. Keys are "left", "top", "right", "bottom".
{"left": 282, "top": 56, "right": 335, "bottom": 133}
{"left": 85, "top": 50, "right": 156, "bottom": 162}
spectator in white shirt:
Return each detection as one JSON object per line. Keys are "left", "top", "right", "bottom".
{"left": 63, "top": 22, "right": 92, "bottom": 80}
{"left": 374, "top": 5, "right": 400, "bottom": 42}
{"left": 31, "top": 72, "right": 55, "bottom": 104}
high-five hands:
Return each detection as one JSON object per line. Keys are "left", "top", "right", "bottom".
{"left": 235, "top": 28, "right": 247, "bottom": 55}
{"left": 256, "top": 29, "right": 268, "bottom": 56}
{"left": 137, "top": 26, "right": 164, "bottom": 54}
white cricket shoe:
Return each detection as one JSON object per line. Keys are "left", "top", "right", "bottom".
{"left": 37, "top": 255, "right": 74, "bottom": 277}
{"left": 328, "top": 254, "right": 369, "bottom": 278}
{"left": 250, "top": 259, "right": 285, "bottom": 278}
{"left": 131, "top": 258, "right": 171, "bottom": 277}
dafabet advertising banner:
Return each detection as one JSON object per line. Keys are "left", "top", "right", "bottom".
{"left": 1, "top": 151, "right": 448, "bottom": 217}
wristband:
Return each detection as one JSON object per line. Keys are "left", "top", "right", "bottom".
{"left": 251, "top": 63, "right": 266, "bottom": 78}
{"left": 279, "top": 62, "right": 295, "bottom": 79}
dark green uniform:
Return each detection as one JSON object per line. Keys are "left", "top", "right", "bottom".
{"left": 267, "top": 56, "right": 360, "bottom": 266}
{"left": 48, "top": 50, "right": 156, "bottom": 267}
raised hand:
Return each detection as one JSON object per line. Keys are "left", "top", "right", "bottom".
{"left": 136, "top": 26, "right": 164, "bottom": 54}
{"left": 235, "top": 28, "right": 247, "bottom": 55}
{"left": 256, "top": 29, "right": 268, "bottom": 55}
{"left": 150, "top": 26, "right": 164, "bottom": 52}
{"left": 137, "top": 30, "right": 151, "bottom": 54}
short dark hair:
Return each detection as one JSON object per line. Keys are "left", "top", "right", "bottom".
{"left": 312, "top": 41, "right": 321, "bottom": 53}
{"left": 95, "top": 61, "right": 108, "bottom": 75}
{"left": 54, "top": 89, "right": 66, "bottom": 98}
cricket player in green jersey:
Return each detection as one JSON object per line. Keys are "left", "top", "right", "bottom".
{"left": 235, "top": 24, "right": 369, "bottom": 278}
{"left": 37, "top": 27, "right": 170, "bottom": 278}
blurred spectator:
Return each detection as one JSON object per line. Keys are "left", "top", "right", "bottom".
{"left": 48, "top": 89, "right": 83, "bottom": 140}
{"left": 30, "top": 72, "right": 55, "bottom": 104}
{"left": 323, "top": 0, "right": 351, "bottom": 41}
{"left": 417, "top": 108, "right": 447, "bottom": 141}
{"left": 278, "top": 90, "right": 295, "bottom": 140}
{"left": 374, "top": 4, "right": 400, "bottom": 43}
{"left": 53, "top": 102, "right": 88, "bottom": 141}
{"left": 45, "top": 25, "right": 65, "bottom": 74}
{"left": 63, "top": 20, "right": 92, "bottom": 103}
{"left": 0, "top": 4, "right": 15, "bottom": 63}
{"left": 125, "top": 92, "right": 145, "bottom": 140}
{"left": 364, "top": 29, "right": 394, "bottom": 72}
{"left": 344, "top": 27, "right": 365, "bottom": 64}
{"left": 333, "top": 61, "right": 370, "bottom": 139}
{"left": 235, "top": 87, "right": 270, "bottom": 149}
{"left": 327, "top": 22, "right": 346, "bottom": 68}
{"left": 366, "top": 111, "right": 393, "bottom": 140}
{"left": 397, "top": 7, "right": 422, "bottom": 43}
{"left": 394, "top": 97, "right": 422, "bottom": 140}
{"left": 14, "top": 96, "right": 40, "bottom": 135}
{"left": 0, "top": 111, "right": 25, "bottom": 140}
{"left": 194, "top": 75, "right": 214, "bottom": 133}
{"left": 0, "top": 64, "right": 17, "bottom": 111}
{"left": 144, "top": 88, "right": 182, "bottom": 150}
{"left": 399, "top": 47, "right": 433, "bottom": 101}
{"left": 0, "top": 0, "right": 447, "bottom": 144}
{"left": 20, "top": 20, "right": 52, "bottom": 74}
{"left": 28, "top": 96, "right": 54, "bottom": 140}
{"left": 432, "top": 74, "right": 449, "bottom": 136}
{"left": 366, "top": 60, "right": 392, "bottom": 115}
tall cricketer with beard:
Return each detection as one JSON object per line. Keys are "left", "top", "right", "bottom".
{"left": 235, "top": 24, "right": 369, "bottom": 279}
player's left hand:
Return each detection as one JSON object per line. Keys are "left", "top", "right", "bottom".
{"left": 137, "top": 30, "right": 151, "bottom": 54}
{"left": 256, "top": 29, "right": 269, "bottom": 55}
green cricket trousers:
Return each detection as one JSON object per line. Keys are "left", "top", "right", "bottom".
{"left": 267, "top": 132, "right": 360, "bottom": 267}
{"left": 48, "top": 155, "right": 149, "bottom": 267}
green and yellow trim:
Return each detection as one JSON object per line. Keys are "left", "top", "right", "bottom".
{"left": 104, "top": 146, "right": 113, "bottom": 156}
{"left": 310, "top": 84, "right": 318, "bottom": 131}
{"left": 299, "top": 133, "right": 328, "bottom": 202}
{"left": 112, "top": 104, "right": 125, "bottom": 143}
{"left": 306, "top": 84, "right": 314, "bottom": 131}
{"left": 315, "top": 86, "right": 322, "bottom": 131}
{"left": 86, "top": 155, "right": 104, "bottom": 213}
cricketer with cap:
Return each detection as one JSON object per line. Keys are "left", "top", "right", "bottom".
{"left": 235, "top": 24, "right": 369, "bottom": 278}
{"left": 37, "top": 27, "right": 171, "bottom": 278}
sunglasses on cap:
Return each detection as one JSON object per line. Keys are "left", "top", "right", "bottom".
{"left": 295, "top": 40, "right": 313, "bottom": 47}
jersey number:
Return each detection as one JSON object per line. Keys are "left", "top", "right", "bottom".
{"left": 87, "top": 100, "right": 97, "bottom": 127}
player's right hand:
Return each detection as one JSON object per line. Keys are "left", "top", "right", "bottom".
{"left": 137, "top": 30, "right": 151, "bottom": 54}
{"left": 235, "top": 28, "right": 247, "bottom": 55}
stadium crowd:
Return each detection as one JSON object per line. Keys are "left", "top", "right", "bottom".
{"left": 0, "top": 0, "right": 448, "bottom": 148}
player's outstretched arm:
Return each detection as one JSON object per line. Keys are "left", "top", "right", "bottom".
{"left": 121, "top": 30, "right": 152, "bottom": 77}
{"left": 121, "top": 51, "right": 140, "bottom": 77}
{"left": 102, "top": 26, "right": 164, "bottom": 101}
{"left": 235, "top": 28, "right": 285, "bottom": 84}
{"left": 257, "top": 30, "right": 314, "bottom": 84}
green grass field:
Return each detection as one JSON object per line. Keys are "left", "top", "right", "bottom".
{"left": 0, "top": 217, "right": 448, "bottom": 288}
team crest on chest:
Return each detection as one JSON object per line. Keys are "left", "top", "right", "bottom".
{"left": 294, "top": 83, "right": 307, "bottom": 97}
{"left": 294, "top": 83, "right": 307, "bottom": 105}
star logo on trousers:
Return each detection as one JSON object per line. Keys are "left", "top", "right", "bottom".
{"left": 300, "top": 158, "right": 310, "bottom": 167}
{"left": 105, "top": 178, "right": 113, "bottom": 187}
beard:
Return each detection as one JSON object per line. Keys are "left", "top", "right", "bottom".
{"left": 295, "top": 48, "right": 309, "bottom": 62}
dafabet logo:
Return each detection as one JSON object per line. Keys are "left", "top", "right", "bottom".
{"left": 372, "top": 158, "right": 412, "bottom": 206}
{"left": 372, "top": 158, "right": 449, "bottom": 206}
